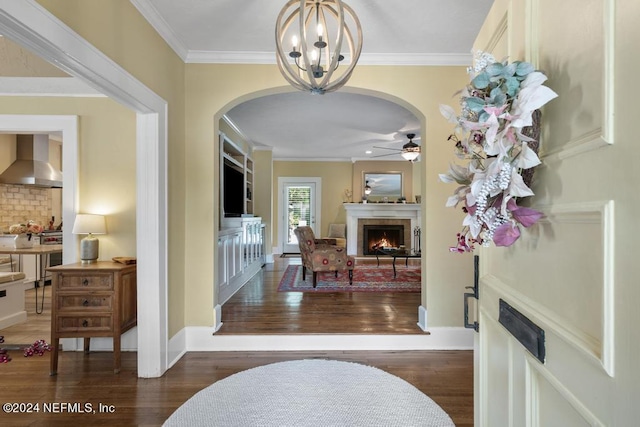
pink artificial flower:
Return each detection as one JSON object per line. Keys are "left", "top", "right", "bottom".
{"left": 449, "top": 233, "right": 475, "bottom": 253}
{"left": 493, "top": 222, "right": 521, "bottom": 246}
{"left": 507, "top": 199, "right": 543, "bottom": 227}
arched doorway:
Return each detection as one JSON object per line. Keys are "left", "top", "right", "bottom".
{"left": 212, "top": 87, "right": 427, "bottom": 337}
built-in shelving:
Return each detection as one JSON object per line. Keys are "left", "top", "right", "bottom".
{"left": 220, "top": 133, "right": 253, "bottom": 219}
{"left": 218, "top": 133, "right": 264, "bottom": 304}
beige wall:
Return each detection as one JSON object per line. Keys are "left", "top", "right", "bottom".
{"left": 0, "top": 97, "right": 137, "bottom": 260}
{"left": 0, "top": 36, "right": 68, "bottom": 77}
{"left": 186, "top": 63, "right": 473, "bottom": 328}
{"left": 272, "top": 160, "right": 353, "bottom": 245}
{"left": 272, "top": 159, "right": 417, "bottom": 252}
{"left": 12, "top": 2, "right": 476, "bottom": 335}
{"left": 30, "top": 0, "right": 187, "bottom": 337}
{"left": 352, "top": 160, "right": 415, "bottom": 202}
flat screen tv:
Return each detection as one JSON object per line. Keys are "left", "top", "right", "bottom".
{"left": 223, "top": 162, "right": 244, "bottom": 217}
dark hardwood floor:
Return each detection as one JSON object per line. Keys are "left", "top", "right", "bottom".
{"left": 0, "top": 257, "right": 474, "bottom": 427}
{"left": 218, "top": 256, "right": 424, "bottom": 334}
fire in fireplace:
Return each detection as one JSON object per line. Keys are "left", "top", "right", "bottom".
{"left": 363, "top": 225, "right": 404, "bottom": 255}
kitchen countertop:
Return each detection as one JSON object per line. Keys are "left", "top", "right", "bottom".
{"left": 0, "top": 244, "right": 63, "bottom": 255}
{"left": 0, "top": 271, "right": 26, "bottom": 284}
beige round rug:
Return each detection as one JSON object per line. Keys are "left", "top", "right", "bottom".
{"left": 164, "top": 359, "right": 455, "bottom": 426}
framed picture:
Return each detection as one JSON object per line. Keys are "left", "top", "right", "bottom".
{"left": 363, "top": 172, "right": 403, "bottom": 202}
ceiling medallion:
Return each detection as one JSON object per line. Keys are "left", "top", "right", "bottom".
{"left": 275, "top": 0, "right": 363, "bottom": 95}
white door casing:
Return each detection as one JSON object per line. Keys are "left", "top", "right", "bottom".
{"left": 0, "top": 1, "right": 169, "bottom": 378}
{"left": 473, "top": 0, "right": 639, "bottom": 425}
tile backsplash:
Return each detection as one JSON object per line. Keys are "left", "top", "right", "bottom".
{"left": 0, "top": 184, "right": 52, "bottom": 232}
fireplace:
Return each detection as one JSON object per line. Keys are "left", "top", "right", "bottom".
{"left": 344, "top": 203, "right": 421, "bottom": 256}
{"left": 357, "top": 218, "right": 412, "bottom": 256}
{"left": 363, "top": 225, "right": 404, "bottom": 255}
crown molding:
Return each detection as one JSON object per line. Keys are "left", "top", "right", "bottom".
{"left": 252, "top": 145, "right": 273, "bottom": 152}
{"left": 359, "top": 52, "right": 472, "bottom": 66}
{"left": 273, "top": 156, "right": 354, "bottom": 162}
{"left": 186, "top": 50, "right": 473, "bottom": 66}
{"left": 130, "top": 0, "right": 189, "bottom": 61}
{"left": 186, "top": 50, "right": 275, "bottom": 64}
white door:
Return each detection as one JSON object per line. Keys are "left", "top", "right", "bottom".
{"left": 278, "top": 177, "right": 321, "bottom": 254}
{"left": 473, "top": 1, "right": 637, "bottom": 426}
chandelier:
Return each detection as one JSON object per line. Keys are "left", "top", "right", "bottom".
{"left": 275, "top": 0, "right": 363, "bottom": 95}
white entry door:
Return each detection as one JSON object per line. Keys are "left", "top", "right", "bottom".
{"left": 278, "top": 177, "right": 321, "bottom": 254}
{"left": 472, "top": 1, "right": 637, "bottom": 426}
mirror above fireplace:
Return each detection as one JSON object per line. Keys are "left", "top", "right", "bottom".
{"left": 363, "top": 172, "right": 403, "bottom": 202}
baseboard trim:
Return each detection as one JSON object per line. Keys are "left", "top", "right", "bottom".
{"left": 0, "top": 311, "right": 27, "bottom": 329}
{"left": 60, "top": 328, "right": 138, "bottom": 352}
{"left": 417, "top": 305, "right": 427, "bottom": 331}
{"left": 167, "top": 327, "right": 187, "bottom": 369}
{"left": 180, "top": 326, "right": 473, "bottom": 352}
{"left": 213, "top": 304, "right": 223, "bottom": 333}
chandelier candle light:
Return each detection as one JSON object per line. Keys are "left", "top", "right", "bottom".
{"left": 275, "top": 0, "right": 363, "bottom": 94}
{"left": 72, "top": 214, "right": 106, "bottom": 263}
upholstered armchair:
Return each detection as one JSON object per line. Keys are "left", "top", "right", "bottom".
{"left": 294, "top": 226, "right": 354, "bottom": 288}
{"left": 322, "top": 223, "right": 346, "bottom": 248}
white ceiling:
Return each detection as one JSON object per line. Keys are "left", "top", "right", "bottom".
{"left": 1, "top": 1, "right": 495, "bottom": 161}
{"left": 133, "top": 0, "right": 494, "bottom": 161}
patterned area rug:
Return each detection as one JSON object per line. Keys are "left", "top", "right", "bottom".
{"left": 277, "top": 264, "right": 421, "bottom": 293}
{"left": 163, "top": 359, "right": 454, "bottom": 427}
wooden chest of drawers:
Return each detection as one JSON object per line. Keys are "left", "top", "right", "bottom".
{"left": 48, "top": 262, "right": 137, "bottom": 375}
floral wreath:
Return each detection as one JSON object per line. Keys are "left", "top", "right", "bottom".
{"left": 440, "top": 51, "right": 558, "bottom": 252}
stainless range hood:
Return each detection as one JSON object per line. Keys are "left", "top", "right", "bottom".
{"left": 0, "top": 134, "right": 62, "bottom": 188}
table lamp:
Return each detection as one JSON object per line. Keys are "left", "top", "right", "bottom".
{"left": 72, "top": 214, "right": 106, "bottom": 263}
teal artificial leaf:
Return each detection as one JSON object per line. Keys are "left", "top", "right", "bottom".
{"left": 465, "top": 97, "right": 486, "bottom": 113}
{"left": 478, "top": 110, "right": 490, "bottom": 123}
{"left": 485, "top": 62, "right": 504, "bottom": 76}
{"left": 503, "top": 63, "right": 517, "bottom": 77}
{"left": 505, "top": 77, "right": 520, "bottom": 97}
{"left": 516, "top": 61, "right": 535, "bottom": 76}
{"left": 472, "top": 72, "right": 490, "bottom": 89}
{"left": 493, "top": 92, "right": 507, "bottom": 106}
{"left": 490, "top": 86, "right": 503, "bottom": 100}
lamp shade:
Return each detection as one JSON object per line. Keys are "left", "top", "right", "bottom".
{"left": 72, "top": 214, "right": 106, "bottom": 235}
{"left": 401, "top": 149, "right": 420, "bottom": 162}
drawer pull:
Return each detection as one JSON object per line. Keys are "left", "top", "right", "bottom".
{"left": 82, "top": 320, "right": 89, "bottom": 327}
{"left": 82, "top": 299, "right": 89, "bottom": 307}
{"left": 83, "top": 279, "right": 89, "bottom": 286}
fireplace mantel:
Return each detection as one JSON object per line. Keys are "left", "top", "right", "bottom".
{"left": 343, "top": 203, "right": 422, "bottom": 255}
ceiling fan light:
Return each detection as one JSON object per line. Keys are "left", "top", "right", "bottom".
{"left": 401, "top": 133, "right": 420, "bottom": 161}
{"left": 401, "top": 150, "right": 420, "bottom": 161}
{"left": 364, "top": 180, "right": 372, "bottom": 195}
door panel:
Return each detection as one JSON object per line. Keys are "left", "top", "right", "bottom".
{"left": 278, "top": 178, "right": 321, "bottom": 254}
{"left": 473, "top": 0, "right": 631, "bottom": 425}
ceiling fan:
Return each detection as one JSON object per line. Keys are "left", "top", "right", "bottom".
{"left": 373, "top": 133, "right": 421, "bottom": 162}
